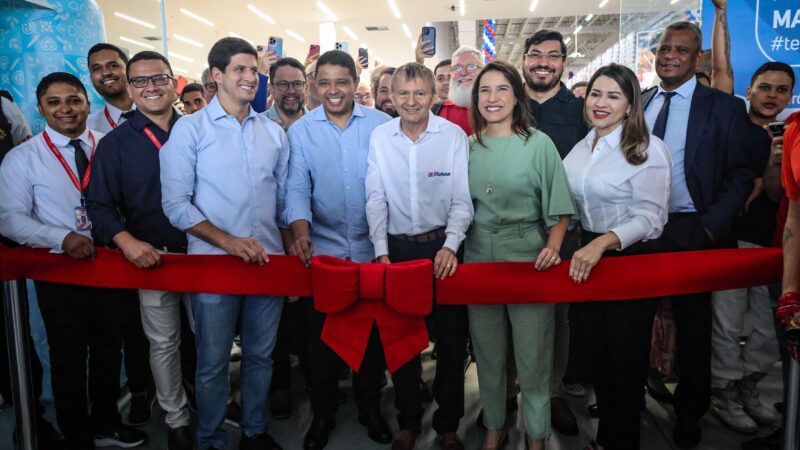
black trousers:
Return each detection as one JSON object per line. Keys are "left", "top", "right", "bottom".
{"left": 0, "top": 290, "right": 47, "bottom": 425}
{"left": 179, "top": 298, "right": 196, "bottom": 385}
{"left": 270, "top": 300, "right": 307, "bottom": 393}
{"left": 120, "top": 289, "right": 152, "bottom": 395}
{"left": 35, "top": 281, "right": 127, "bottom": 449}
{"left": 578, "top": 231, "right": 659, "bottom": 450}
{"left": 388, "top": 234, "right": 468, "bottom": 434}
{"left": 302, "top": 298, "right": 384, "bottom": 420}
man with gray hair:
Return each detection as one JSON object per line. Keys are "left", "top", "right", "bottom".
{"left": 432, "top": 45, "right": 483, "bottom": 135}
{"left": 200, "top": 68, "right": 216, "bottom": 104}
{"left": 366, "top": 62, "right": 472, "bottom": 450}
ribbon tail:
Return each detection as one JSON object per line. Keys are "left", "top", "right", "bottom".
{"left": 320, "top": 313, "right": 374, "bottom": 372}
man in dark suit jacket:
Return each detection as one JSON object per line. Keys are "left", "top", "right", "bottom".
{"left": 640, "top": 21, "right": 755, "bottom": 449}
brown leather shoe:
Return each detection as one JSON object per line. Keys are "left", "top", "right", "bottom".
{"left": 551, "top": 396, "right": 579, "bottom": 436}
{"left": 435, "top": 432, "right": 464, "bottom": 450}
{"left": 391, "top": 429, "right": 419, "bottom": 450}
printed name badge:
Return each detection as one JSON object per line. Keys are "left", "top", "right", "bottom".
{"left": 74, "top": 206, "right": 92, "bottom": 231}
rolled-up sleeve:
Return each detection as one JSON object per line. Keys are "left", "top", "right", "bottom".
{"left": 609, "top": 140, "right": 672, "bottom": 250}
{"left": 283, "top": 126, "right": 313, "bottom": 226}
{"left": 159, "top": 119, "right": 207, "bottom": 231}
{"left": 444, "top": 132, "right": 473, "bottom": 252}
{"left": 365, "top": 133, "right": 389, "bottom": 258}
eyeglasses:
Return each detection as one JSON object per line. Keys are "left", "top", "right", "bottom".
{"left": 203, "top": 82, "right": 218, "bottom": 92}
{"left": 524, "top": 52, "right": 565, "bottom": 61}
{"left": 354, "top": 93, "right": 372, "bottom": 101}
{"left": 305, "top": 72, "right": 316, "bottom": 80}
{"left": 129, "top": 74, "right": 174, "bottom": 88}
{"left": 274, "top": 80, "right": 306, "bottom": 91}
{"left": 452, "top": 64, "right": 479, "bottom": 74}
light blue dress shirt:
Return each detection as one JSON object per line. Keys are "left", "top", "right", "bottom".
{"left": 160, "top": 97, "right": 290, "bottom": 255}
{"left": 284, "top": 102, "right": 391, "bottom": 263}
{"left": 644, "top": 76, "right": 696, "bottom": 213}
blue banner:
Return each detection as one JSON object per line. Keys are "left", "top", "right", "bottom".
{"left": 701, "top": 0, "right": 800, "bottom": 109}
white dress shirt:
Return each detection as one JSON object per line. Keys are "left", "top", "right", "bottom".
{"left": 563, "top": 124, "right": 672, "bottom": 250}
{"left": 0, "top": 126, "right": 103, "bottom": 251}
{"left": 365, "top": 112, "right": 473, "bottom": 258}
{"left": 87, "top": 102, "right": 134, "bottom": 135}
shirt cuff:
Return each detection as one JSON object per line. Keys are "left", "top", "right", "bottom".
{"left": 284, "top": 207, "right": 313, "bottom": 227}
{"left": 443, "top": 235, "right": 461, "bottom": 253}
{"left": 173, "top": 204, "right": 208, "bottom": 231}
{"left": 48, "top": 227, "right": 72, "bottom": 253}
{"left": 373, "top": 238, "right": 388, "bottom": 259}
{"left": 609, "top": 221, "right": 642, "bottom": 251}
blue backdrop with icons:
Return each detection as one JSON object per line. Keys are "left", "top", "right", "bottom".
{"left": 701, "top": 0, "right": 800, "bottom": 110}
{"left": 0, "top": 0, "right": 107, "bottom": 134}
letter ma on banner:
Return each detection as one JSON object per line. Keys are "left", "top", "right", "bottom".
{"left": 756, "top": 0, "right": 800, "bottom": 67}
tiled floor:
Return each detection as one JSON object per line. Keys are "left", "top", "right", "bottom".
{"left": 0, "top": 348, "right": 785, "bottom": 450}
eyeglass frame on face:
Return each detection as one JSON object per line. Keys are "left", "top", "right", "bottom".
{"left": 354, "top": 93, "right": 372, "bottom": 101}
{"left": 524, "top": 51, "right": 566, "bottom": 62}
{"left": 452, "top": 64, "right": 479, "bottom": 74}
{"left": 129, "top": 74, "right": 174, "bottom": 88}
{"left": 273, "top": 80, "right": 307, "bottom": 92}
{"left": 203, "top": 82, "right": 218, "bottom": 92}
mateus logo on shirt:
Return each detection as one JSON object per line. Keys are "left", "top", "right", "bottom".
{"left": 427, "top": 171, "right": 451, "bottom": 177}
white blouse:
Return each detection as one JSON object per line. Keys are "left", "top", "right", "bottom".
{"left": 563, "top": 124, "right": 672, "bottom": 250}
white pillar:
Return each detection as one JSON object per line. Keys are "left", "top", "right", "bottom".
{"left": 319, "top": 21, "right": 336, "bottom": 53}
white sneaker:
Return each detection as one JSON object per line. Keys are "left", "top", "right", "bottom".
{"left": 711, "top": 381, "right": 758, "bottom": 434}
{"left": 563, "top": 383, "right": 587, "bottom": 397}
{"left": 739, "top": 373, "right": 780, "bottom": 425}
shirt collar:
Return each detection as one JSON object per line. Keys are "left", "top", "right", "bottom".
{"left": 43, "top": 125, "right": 93, "bottom": 149}
{"left": 657, "top": 75, "right": 696, "bottom": 100}
{"left": 104, "top": 102, "right": 135, "bottom": 120}
{"left": 310, "top": 100, "right": 363, "bottom": 123}
{"left": 554, "top": 83, "right": 575, "bottom": 102}
{"left": 127, "top": 108, "right": 182, "bottom": 131}
{"left": 205, "top": 96, "right": 258, "bottom": 122}
{"left": 390, "top": 111, "right": 441, "bottom": 137}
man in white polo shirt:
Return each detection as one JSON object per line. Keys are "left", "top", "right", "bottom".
{"left": 365, "top": 62, "right": 473, "bottom": 450}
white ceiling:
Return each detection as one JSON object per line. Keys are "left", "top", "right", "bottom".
{"left": 96, "top": 0, "right": 629, "bottom": 80}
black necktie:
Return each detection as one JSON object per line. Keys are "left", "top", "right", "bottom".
{"left": 652, "top": 92, "right": 677, "bottom": 140}
{"left": 70, "top": 139, "right": 88, "bottom": 181}
{"left": 121, "top": 110, "right": 135, "bottom": 120}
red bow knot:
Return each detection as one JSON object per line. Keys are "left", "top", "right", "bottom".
{"left": 311, "top": 256, "right": 432, "bottom": 372}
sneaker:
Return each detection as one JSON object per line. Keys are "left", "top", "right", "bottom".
{"left": 711, "top": 381, "right": 758, "bottom": 434}
{"left": 563, "top": 382, "right": 587, "bottom": 397}
{"left": 230, "top": 341, "right": 243, "bottom": 362}
{"left": 225, "top": 400, "right": 242, "bottom": 428}
{"left": 95, "top": 423, "right": 148, "bottom": 448}
{"left": 739, "top": 373, "right": 780, "bottom": 425}
{"left": 128, "top": 388, "right": 156, "bottom": 426}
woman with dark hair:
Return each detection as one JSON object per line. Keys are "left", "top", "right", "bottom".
{"left": 562, "top": 63, "right": 672, "bottom": 450}
{"left": 466, "top": 60, "right": 575, "bottom": 450}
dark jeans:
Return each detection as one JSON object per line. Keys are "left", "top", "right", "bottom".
{"left": 388, "top": 234, "right": 468, "bottom": 434}
{"left": 302, "top": 298, "right": 383, "bottom": 420}
{"left": 35, "top": 281, "right": 127, "bottom": 449}
{"left": 120, "top": 289, "right": 152, "bottom": 394}
{"left": 578, "top": 231, "right": 659, "bottom": 450}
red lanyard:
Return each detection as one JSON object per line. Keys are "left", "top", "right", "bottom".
{"left": 142, "top": 126, "right": 162, "bottom": 150}
{"left": 42, "top": 131, "right": 96, "bottom": 194}
{"left": 104, "top": 106, "right": 117, "bottom": 129}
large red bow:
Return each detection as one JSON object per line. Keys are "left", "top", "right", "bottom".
{"left": 311, "top": 256, "right": 433, "bottom": 373}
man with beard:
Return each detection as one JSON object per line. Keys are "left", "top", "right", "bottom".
{"left": 372, "top": 67, "right": 397, "bottom": 117}
{"left": 86, "top": 42, "right": 156, "bottom": 428}
{"left": 521, "top": 29, "right": 588, "bottom": 438}
{"left": 87, "top": 43, "right": 135, "bottom": 134}
{"left": 263, "top": 57, "right": 308, "bottom": 131}
{"left": 434, "top": 46, "right": 483, "bottom": 135}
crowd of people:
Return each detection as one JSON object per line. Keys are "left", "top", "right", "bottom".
{"left": 0, "top": 2, "right": 798, "bottom": 450}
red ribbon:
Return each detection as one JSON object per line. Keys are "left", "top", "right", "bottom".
{"left": 0, "top": 246, "right": 784, "bottom": 371}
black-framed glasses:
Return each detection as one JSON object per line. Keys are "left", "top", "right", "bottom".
{"left": 274, "top": 80, "right": 306, "bottom": 91}
{"left": 524, "top": 52, "right": 565, "bottom": 61}
{"left": 129, "top": 74, "right": 174, "bottom": 88}
{"left": 204, "top": 82, "right": 218, "bottom": 92}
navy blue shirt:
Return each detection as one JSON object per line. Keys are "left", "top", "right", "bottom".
{"left": 86, "top": 109, "right": 187, "bottom": 250}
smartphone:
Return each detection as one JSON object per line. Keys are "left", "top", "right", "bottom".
{"left": 335, "top": 41, "right": 349, "bottom": 53}
{"left": 421, "top": 26, "right": 436, "bottom": 56}
{"left": 308, "top": 44, "right": 320, "bottom": 59}
{"left": 768, "top": 121, "right": 787, "bottom": 137}
{"left": 267, "top": 36, "right": 284, "bottom": 57}
{"left": 358, "top": 48, "right": 369, "bottom": 69}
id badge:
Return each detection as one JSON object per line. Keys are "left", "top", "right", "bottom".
{"left": 74, "top": 206, "right": 92, "bottom": 231}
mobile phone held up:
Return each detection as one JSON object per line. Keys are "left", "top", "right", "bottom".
{"left": 358, "top": 48, "right": 369, "bottom": 69}
{"left": 421, "top": 26, "right": 436, "bottom": 56}
{"left": 769, "top": 121, "right": 787, "bottom": 137}
{"left": 308, "top": 44, "right": 321, "bottom": 59}
{"left": 335, "top": 41, "right": 349, "bottom": 53}
{"left": 267, "top": 36, "right": 283, "bottom": 58}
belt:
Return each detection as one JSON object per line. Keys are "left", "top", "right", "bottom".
{"left": 390, "top": 227, "right": 446, "bottom": 244}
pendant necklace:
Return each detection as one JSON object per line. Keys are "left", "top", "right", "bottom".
{"left": 485, "top": 135, "right": 513, "bottom": 195}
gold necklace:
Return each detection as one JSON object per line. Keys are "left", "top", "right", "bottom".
{"left": 484, "top": 135, "right": 513, "bottom": 195}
